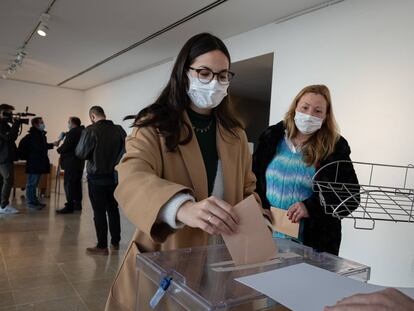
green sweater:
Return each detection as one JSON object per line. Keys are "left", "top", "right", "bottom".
{"left": 187, "top": 109, "right": 218, "bottom": 196}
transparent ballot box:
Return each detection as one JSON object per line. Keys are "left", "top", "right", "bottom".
{"left": 135, "top": 238, "right": 371, "bottom": 310}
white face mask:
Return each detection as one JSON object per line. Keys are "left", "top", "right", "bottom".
{"left": 187, "top": 74, "right": 228, "bottom": 109}
{"left": 294, "top": 111, "right": 323, "bottom": 135}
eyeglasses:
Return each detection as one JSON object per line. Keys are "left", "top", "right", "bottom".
{"left": 189, "top": 67, "right": 235, "bottom": 85}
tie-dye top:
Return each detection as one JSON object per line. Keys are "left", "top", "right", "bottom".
{"left": 265, "top": 135, "right": 315, "bottom": 242}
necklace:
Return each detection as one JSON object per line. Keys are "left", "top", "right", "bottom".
{"left": 192, "top": 119, "right": 213, "bottom": 134}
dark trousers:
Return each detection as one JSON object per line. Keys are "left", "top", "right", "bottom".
{"left": 0, "top": 163, "right": 14, "bottom": 207}
{"left": 26, "top": 174, "right": 41, "bottom": 204}
{"left": 64, "top": 169, "right": 83, "bottom": 208}
{"left": 88, "top": 182, "right": 121, "bottom": 249}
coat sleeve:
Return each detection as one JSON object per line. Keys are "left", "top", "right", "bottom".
{"left": 57, "top": 131, "right": 75, "bottom": 155}
{"left": 114, "top": 126, "right": 192, "bottom": 244}
{"left": 75, "top": 128, "right": 95, "bottom": 160}
{"left": 17, "top": 135, "right": 28, "bottom": 160}
{"left": 115, "top": 125, "right": 127, "bottom": 164}
{"left": 0, "top": 122, "right": 20, "bottom": 142}
{"left": 252, "top": 129, "right": 270, "bottom": 210}
{"left": 303, "top": 137, "right": 360, "bottom": 220}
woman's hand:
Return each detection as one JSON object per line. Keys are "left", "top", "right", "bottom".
{"left": 287, "top": 202, "right": 309, "bottom": 223}
{"left": 176, "top": 196, "right": 239, "bottom": 235}
{"left": 324, "top": 288, "right": 414, "bottom": 311}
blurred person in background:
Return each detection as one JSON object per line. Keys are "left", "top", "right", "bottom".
{"left": 18, "top": 117, "right": 59, "bottom": 209}
{"left": 0, "top": 104, "right": 21, "bottom": 214}
{"left": 56, "top": 116, "right": 85, "bottom": 214}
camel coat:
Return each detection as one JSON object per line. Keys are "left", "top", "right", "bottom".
{"left": 105, "top": 112, "right": 263, "bottom": 311}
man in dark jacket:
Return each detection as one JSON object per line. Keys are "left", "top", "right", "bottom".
{"left": 18, "top": 117, "right": 58, "bottom": 209}
{"left": 56, "top": 117, "right": 85, "bottom": 214}
{"left": 76, "top": 106, "right": 126, "bottom": 255}
{"left": 0, "top": 104, "right": 21, "bottom": 214}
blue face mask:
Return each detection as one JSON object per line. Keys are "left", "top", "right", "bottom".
{"left": 38, "top": 124, "right": 46, "bottom": 131}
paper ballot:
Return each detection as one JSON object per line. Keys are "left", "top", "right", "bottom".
{"left": 270, "top": 207, "right": 299, "bottom": 238}
{"left": 222, "top": 195, "right": 277, "bottom": 265}
{"left": 236, "top": 263, "right": 414, "bottom": 311}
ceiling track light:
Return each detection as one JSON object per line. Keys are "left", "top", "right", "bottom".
{"left": 37, "top": 13, "right": 50, "bottom": 37}
{"left": 15, "top": 50, "right": 27, "bottom": 65}
{"left": 3, "top": 0, "right": 57, "bottom": 80}
{"left": 7, "top": 65, "right": 16, "bottom": 75}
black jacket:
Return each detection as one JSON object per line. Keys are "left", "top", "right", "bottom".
{"left": 253, "top": 121, "right": 360, "bottom": 255}
{"left": 18, "top": 127, "right": 54, "bottom": 174}
{"left": 57, "top": 126, "right": 85, "bottom": 171}
{"left": 0, "top": 120, "right": 20, "bottom": 164}
{"left": 75, "top": 120, "right": 126, "bottom": 183}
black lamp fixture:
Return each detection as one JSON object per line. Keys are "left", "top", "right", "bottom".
{"left": 2, "top": 0, "right": 57, "bottom": 79}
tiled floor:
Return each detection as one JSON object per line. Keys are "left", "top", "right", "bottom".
{"left": 0, "top": 184, "right": 135, "bottom": 311}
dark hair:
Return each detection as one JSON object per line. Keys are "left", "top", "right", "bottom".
{"left": 126, "top": 33, "right": 242, "bottom": 151}
{"left": 89, "top": 106, "right": 106, "bottom": 117}
{"left": 31, "top": 117, "right": 43, "bottom": 127}
{"left": 70, "top": 117, "right": 81, "bottom": 127}
{"left": 0, "top": 104, "right": 15, "bottom": 112}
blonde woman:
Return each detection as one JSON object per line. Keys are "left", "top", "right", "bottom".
{"left": 253, "top": 85, "right": 359, "bottom": 255}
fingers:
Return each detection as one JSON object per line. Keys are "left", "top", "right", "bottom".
{"left": 197, "top": 218, "right": 217, "bottom": 235}
{"left": 196, "top": 213, "right": 233, "bottom": 236}
{"left": 206, "top": 214, "right": 233, "bottom": 235}
{"left": 292, "top": 208, "right": 301, "bottom": 223}
{"left": 325, "top": 289, "right": 413, "bottom": 311}
{"left": 176, "top": 198, "right": 238, "bottom": 235}
{"left": 209, "top": 196, "right": 239, "bottom": 224}
{"left": 287, "top": 203, "right": 309, "bottom": 223}
{"left": 194, "top": 197, "right": 238, "bottom": 235}
{"left": 205, "top": 200, "right": 238, "bottom": 234}
{"left": 288, "top": 205, "right": 301, "bottom": 223}
{"left": 337, "top": 292, "right": 384, "bottom": 306}
{"left": 287, "top": 205, "right": 297, "bottom": 220}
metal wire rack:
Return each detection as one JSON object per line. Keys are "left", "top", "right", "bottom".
{"left": 312, "top": 161, "right": 414, "bottom": 230}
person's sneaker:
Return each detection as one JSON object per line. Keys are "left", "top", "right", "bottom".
{"left": 0, "top": 205, "right": 19, "bottom": 214}
{"left": 86, "top": 247, "right": 109, "bottom": 256}
{"left": 111, "top": 244, "right": 120, "bottom": 251}
{"left": 56, "top": 207, "right": 74, "bottom": 214}
{"left": 73, "top": 204, "right": 82, "bottom": 211}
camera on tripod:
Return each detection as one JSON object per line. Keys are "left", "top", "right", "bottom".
{"left": 2, "top": 106, "right": 36, "bottom": 125}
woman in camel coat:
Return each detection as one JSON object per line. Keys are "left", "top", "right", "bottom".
{"left": 105, "top": 33, "right": 268, "bottom": 311}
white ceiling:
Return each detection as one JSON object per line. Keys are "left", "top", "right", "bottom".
{"left": 0, "top": 0, "right": 332, "bottom": 90}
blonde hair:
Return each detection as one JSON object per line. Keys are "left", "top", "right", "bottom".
{"left": 284, "top": 85, "right": 340, "bottom": 166}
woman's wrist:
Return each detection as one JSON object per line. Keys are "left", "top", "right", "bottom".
{"left": 157, "top": 193, "right": 194, "bottom": 229}
{"left": 176, "top": 200, "right": 194, "bottom": 224}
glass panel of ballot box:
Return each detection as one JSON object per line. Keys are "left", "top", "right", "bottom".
{"left": 135, "top": 238, "right": 370, "bottom": 311}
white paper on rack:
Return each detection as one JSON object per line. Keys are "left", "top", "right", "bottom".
{"left": 236, "top": 263, "right": 414, "bottom": 311}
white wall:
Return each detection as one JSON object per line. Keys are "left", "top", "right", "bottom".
{"left": 225, "top": 0, "right": 414, "bottom": 287}
{"left": 84, "top": 0, "right": 414, "bottom": 287}
{"left": 84, "top": 62, "right": 173, "bottom": 132}
{"left": 0, "top": 79, "right": 84, "bottom": 165}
